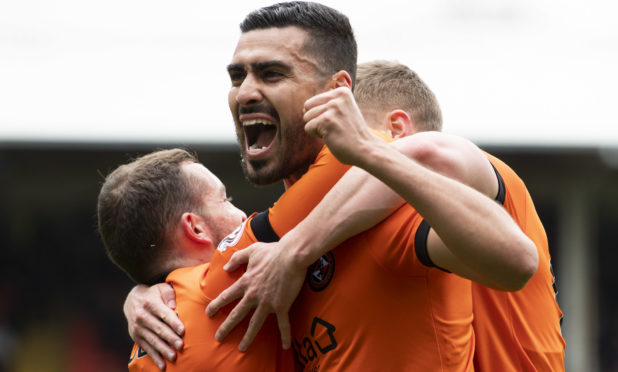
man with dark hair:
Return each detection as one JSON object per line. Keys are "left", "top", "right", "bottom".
{"left": 122, "top": 2, "right": 542, "bottom": 370}
{"left": 213, "top": 60, "right": 564, "bottom": 371}
{"left": 97, "top": 149, "right": 297, "bottom": 371}
{"left": 239, "top": 1, "right": 357, "bottom": 86}
{"left": 122, "top": 3, "right": 364, "bottom": 367}
{"left": 226, "top": 1, "right": 357, "bottom": 187}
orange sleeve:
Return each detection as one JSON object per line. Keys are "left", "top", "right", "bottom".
{"left": 129, "top": 264, "right": 293, "bottom": 371}
{"left": 128, "top": 343, "right": 158, "bottom": 371}
{"left": 472, "top": 153, "right": 565, "bottom": 372}
{"left": 362, "top": 205, "right": 428, "bottom": 276}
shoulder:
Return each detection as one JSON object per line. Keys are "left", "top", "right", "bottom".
{"left": 167, "top": 263, "right": 209, "bottom": 284}
{"left": 393, "top": 132, "right": 499, "bottom": 198}
{"left": 391, "top": 131, "right": 477, "bottom": 159}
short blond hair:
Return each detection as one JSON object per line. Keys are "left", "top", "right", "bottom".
{"left": 355, "top": 60, "right": 442, "bottom": 132}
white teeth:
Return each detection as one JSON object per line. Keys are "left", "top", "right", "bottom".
{"left": 243, "top": 119, "right": 275, "bottom": 126}
{"left": 249, "top": 144, "right": 267, "bottom": 153}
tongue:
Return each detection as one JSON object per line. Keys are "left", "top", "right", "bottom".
{"left": 255, "top": 126, "right": 276, "bottom": 148}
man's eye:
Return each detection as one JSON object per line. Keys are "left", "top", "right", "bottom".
{"left": 229, "top": 72, "right": 245, "bottom": 86}
{"left": 262, "top": 70, "right": 285, "bottom": 81}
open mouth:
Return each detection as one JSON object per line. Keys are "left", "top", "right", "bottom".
{"left": 244, "top": 119, "right": 277, "bottom": 154}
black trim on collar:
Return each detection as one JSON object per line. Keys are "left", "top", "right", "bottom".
{"left": 250, "top": 210, "right": 280, "bottom": 243}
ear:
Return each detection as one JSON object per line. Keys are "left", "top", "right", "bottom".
{"left": 181, "top": 212, "right": 213, "bottom": 246}
{"left": 386, "top": 109, "right": 414, "bottom": 139}
{"left": 326, "top": 70, "right": 352, "bottom": 90}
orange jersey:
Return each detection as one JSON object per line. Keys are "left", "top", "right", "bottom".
{"left": 469, "top": 154, "right": 565, "bottom": 371}
{"left": 128, "top": 144, "right": 350, "bottom": 371}
{"left": 211, "top": 145, "right": 475, "bottom": 371}
{"left": 128, "top": 264, "right": 293, "bottom": 371}
{"left": 288, "top": 204, "right": 474, "bottom": 371}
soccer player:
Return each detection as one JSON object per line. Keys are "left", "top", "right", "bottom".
{"left": 96, "top": 148, "right": 293, "bottom": 371}
{"left": 123, "top": 2, "right": 540, "bottom": 370}
{"left": 355, "top": 62, "right": 566, "bottom": 371}
{"left": 209, "top": 61, "right": 566, "bottom": 371}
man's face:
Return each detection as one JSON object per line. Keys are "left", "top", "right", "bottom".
{"left": 183, "top": 162, "right": 247, "bottom": 245}
{"left": 227, "top": 26, "right": 326, "bottom": 186}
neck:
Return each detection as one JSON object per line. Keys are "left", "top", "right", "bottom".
{"left": 144, "top": 270, "right": 172, "bottom": 285}
{"left": 283, "top": 152, "right": 319, "bottom": 189}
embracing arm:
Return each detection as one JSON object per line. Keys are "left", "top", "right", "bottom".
{"left": 206, "top": 86, "right": 537, "bottom": 351}
{"left": 296, "top": 87, "right": 537, "bottom": 289}
{"left": 208, "top": 129, "right": 537, "bottom": 351}
{"left": 123, "top": 283, "right": 185, "bottom": 369}
{"left": 278, "top": 131, "right": 537, "bottom": 291}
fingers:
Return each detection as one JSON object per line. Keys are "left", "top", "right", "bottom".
{"left": 142, "top": 300, "right": 184, "bottom": 349}
{"left": 124, "top": 284, "right": 184, "bottom": 357}
{"left": 158, "top": 283, "right": 177, "bottom": 310}
{"left": 239, "top": 305, "right": 270, "bottom": 352}
{"left": 304, "top": 121, "right": 323, "bottom": 139}
{"left": 205, "top": 279, "right": 245, "bottom": 317}
{"left": 134, "top": 340, "right": 166, "bottom": 370}
{"left": 304, "top": 90, "right": 333, "bottom": 112}
{"left": 215, "top": 296, "right": 255, "bottom": 342}
{"left": 303, "top": 98, "right": 329, "bottom": 125}
{"left": 304, "top": 104, "right": 329, "bottom": 138}
{"left": 131, "top": 305, "right": 184, "bottom": 351}
{"left": 276, "top": 312, "right": 292, "bottom": 350}
{"left": 134, "top": 328, "right": 176, "bottom": 368}
{"left": 155, "top": 284, "right": 184, "bottom": 338}
{"left": 224, "top": 249, "right": 250, "bottom": 271}
{"left": 304, "top": 86, "right": 350, "bottom": 112}
{"left": 304, "top": 87, "right": 355, "bottom": 138}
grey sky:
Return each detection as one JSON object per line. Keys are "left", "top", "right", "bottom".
{"left": 1, "top": 0, "right": 616, "bottom": 146}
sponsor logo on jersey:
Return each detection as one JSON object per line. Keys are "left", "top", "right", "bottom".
{"left": 293, "top": 317, "right": 337, "bottom": 371}
{"left": 307, "top": 252, "right": 335, "bottom": 292}
{"left": 217, "top": 221, "right": 246, "bottom": 252}
{"left": 128, "top": 345, "right": 148, "bottom": 363}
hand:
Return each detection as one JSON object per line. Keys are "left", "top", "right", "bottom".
{"left": 205, "top": 241, "right": 306, "bottom": 351}
{"left": 124, "top": 283, "right": 185, "bottom": 369}
{"left": 303, "top": 86, "right": 379, "bottom": 165}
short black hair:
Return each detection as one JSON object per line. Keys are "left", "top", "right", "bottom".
{"left": 240, "top": 1, "right": 357, "bottom": 85}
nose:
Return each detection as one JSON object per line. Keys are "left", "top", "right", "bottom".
{"left": 236, "top": 74, "right": 263, "bottom": 106}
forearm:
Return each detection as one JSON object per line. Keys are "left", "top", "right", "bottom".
{"left": 282, "top": 165, "right": 405, "bottom": 267}
{"left": 355, "top": 139, "right": 537, "bottom": 289}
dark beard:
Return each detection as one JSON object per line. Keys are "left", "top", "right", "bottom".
{"left": 239, "top": 142, "right": 321, "bottom": 186}
{"left": 240, "top": 156, "right": 281, "bottom": 186}
{"left": 236, "top": 108, "right": 324, "bottom": 186}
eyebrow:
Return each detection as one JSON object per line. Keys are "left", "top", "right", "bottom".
{"left": 226, "top": 63, "right": 244, "bottom": 74}
{"left": 226, "top": 60, "right": 292, "bottom": 74}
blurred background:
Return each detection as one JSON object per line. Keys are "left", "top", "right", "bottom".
{"left": 1, "top": 0, "right": 617, "bottom": 371}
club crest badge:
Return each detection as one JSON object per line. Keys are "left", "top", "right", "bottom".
{"left": 217, "top": 221, "right": 246, "bottom": 252}
{"left": 307, "top": 252, "right": 335, "bottom": 292}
